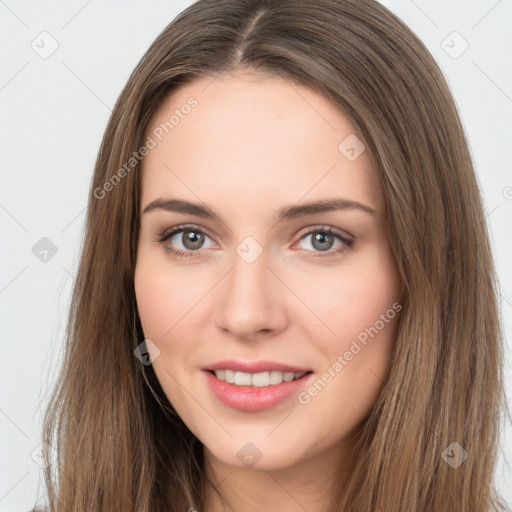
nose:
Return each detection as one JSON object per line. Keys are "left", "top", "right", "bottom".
{"left": 214, "top": 246, "right": 288, "bottom": 340}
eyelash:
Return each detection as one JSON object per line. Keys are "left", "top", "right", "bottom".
{"left": 155, "top": 224, "right": 354, "bottom": 259}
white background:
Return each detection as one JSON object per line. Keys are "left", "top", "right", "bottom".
{"left": 0, "top": 1, "right": 511, "bottom": 510}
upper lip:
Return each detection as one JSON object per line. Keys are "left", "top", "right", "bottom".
{"left": 204, "top": 359, "right": 312, "bottom": 374}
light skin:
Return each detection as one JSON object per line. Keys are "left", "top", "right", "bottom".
{"left": 134, "top": 70, "right": 402, "bottom": 512}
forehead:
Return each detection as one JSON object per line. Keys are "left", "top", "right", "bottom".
{"left": 140, "top": 70, "right": 383, "bottom": 217}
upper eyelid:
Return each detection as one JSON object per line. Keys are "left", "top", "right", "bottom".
{"left": 161, "top": 223, "right": 215, "bottom": 242}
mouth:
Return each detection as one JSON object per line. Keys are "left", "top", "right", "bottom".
{"left": 203, "top": 368, "right": 315, "bottom": 412}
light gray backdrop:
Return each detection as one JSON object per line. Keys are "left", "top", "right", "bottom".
{"left": 1, "top": 1, "right": 511, "bottom": 510}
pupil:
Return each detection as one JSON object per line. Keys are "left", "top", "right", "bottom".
{"left": 313, "top": 232, "right": 333, "bottom": 251}
{"left": 184, "top": 230, "right": 204, "bottom": 250}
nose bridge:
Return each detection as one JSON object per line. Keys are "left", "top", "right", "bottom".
{"left": 229, "top": 237, "right": 272, "bottom": 310}
{"left": 231, "top": 238, "right": 269, "bottom": 296}
{"left": 215, "top": 236, "right": 286, "bottom": 336}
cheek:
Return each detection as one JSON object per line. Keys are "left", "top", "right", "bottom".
{"left": 134, "top": 249, "right": 208, "bottom": 341}
{"left": 134, "top": 263, "right": 168, "bottom": 341}
{"left": 332, "top": 259, "right": 401, "bottom": 393}
{"left": 292, "top": 245, "right": 401, "bottom": 401}
{"left": 298, "top": 271, "right": 401, "bottom": 434}
{"left": 134, "top": 259, "right": 197, "bottom": 388}
{"left": 291, "top": 253, "right": 401, "bottom": 345}
{"left": 342, "top": 266, "right": 400, "bottom": 341}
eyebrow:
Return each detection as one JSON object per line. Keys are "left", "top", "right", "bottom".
{"left": 142, "top": 197, "right": 377, "bottom": 222}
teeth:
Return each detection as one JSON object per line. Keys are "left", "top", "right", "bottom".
{"left": 213, "top": 369, "right": 306, "bottom": 387}
{"left": 234, "top": 371, "right": 252, "bottom": 386}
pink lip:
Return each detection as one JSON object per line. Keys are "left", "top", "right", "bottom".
{"left": 204, "top": 359, "right": 311, "bottom": 374}
{"left": 204, "top": 370, "right": 314, "bottom": 412}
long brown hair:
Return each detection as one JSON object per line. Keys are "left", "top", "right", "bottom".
{"left": 35, "top": 0, "right": 509, "bottom": 510}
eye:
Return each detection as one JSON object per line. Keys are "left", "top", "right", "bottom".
{"left": 156, "top": 224, "right": 354, "bottom": 259}
{"left": 294, "top": 225, "right": 354, "bottom": 258}
{"left": 156, "top": 224, "right": 216, "bottom": 258}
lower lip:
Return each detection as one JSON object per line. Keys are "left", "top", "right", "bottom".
{"left": 204, "top": 370, "right": 313, "bottom": 412}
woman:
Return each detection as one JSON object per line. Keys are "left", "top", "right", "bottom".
{"left": 34, "top": 0, "right": 509, "bottom": 510}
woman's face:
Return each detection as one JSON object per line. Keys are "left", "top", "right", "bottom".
{"left": 134, "top": 70, "right": 402, "bottom": 473}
